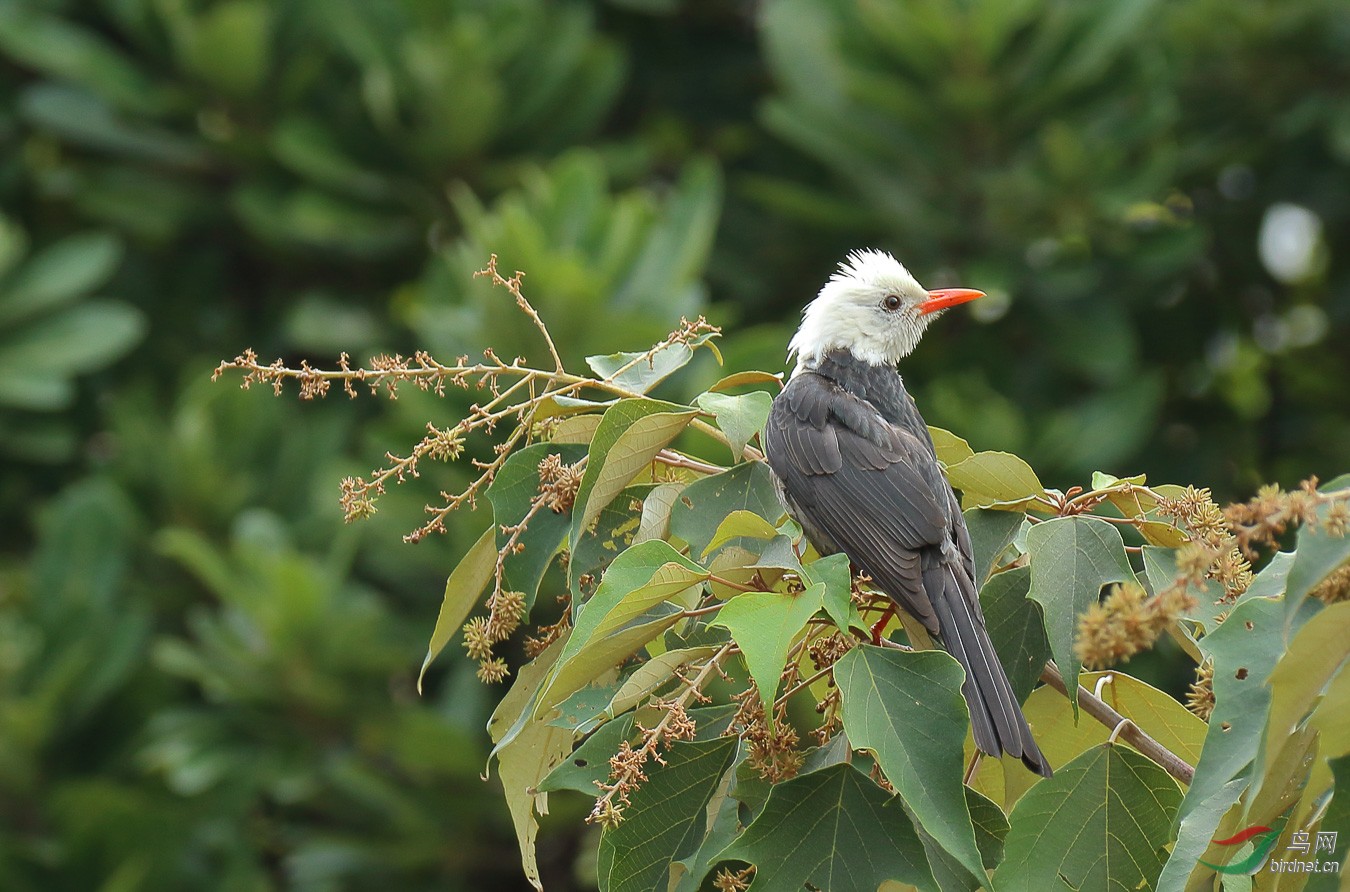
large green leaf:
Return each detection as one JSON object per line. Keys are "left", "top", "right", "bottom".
{"left": 539, "top": 540, "right": 705, "bottom": 710}
{"left": 1026, "top": 516, "right": 1135, "bottom": 715}
{"left": 997, "top": 744, "right": 1183, "bottom": 891}
{"left": 711, "top": 762, "right": 937, "bottom": 891}
{"left": 540, "top": 704, "right": 737, "bottom": 796}
{"left": 929, "top": 426, "right": 974, "bottom": 467}
{"left": 597, "top": 737, "right": 738, "bottom": 892}
{"left": 1177, "top": 596, "right": 1284, "bottom": 824}
{"left": 979, "top": 565, "right": 1051, "bottom": 704}
{"left": 668, "top": 461, "right": 784, "bottom": 556}
{"left": 834, "top": 645, "right": 986, "bottom": 883}
{"left": 1252, "top": 601, "right": 1350, "bottom": 832}
{"left": 710, "top": 583, "right": 824, "bottom": 722}
{"left": 571, "top": 398, "right": 697, "bottom": 540}
{"left": 694, "top": 390, "right": 773, "bottom": 461}
{"left": 945, "top": 451, "right": 1044, "bottom": 510}
{"left": 417, "top": 525, "right": 497, "bottom": 691}
{"left": 913, "top": 786, "right": 1011, "bottom": 891}
{"left": 486, "top": 443, "right": 587, "bottom": 612}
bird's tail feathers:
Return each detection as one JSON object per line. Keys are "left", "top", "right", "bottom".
{"left": 936, "top": 564, "right": 1052, "bottom": 778}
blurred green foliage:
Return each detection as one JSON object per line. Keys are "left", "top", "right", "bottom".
{"left": 0, "top": 0, "right": 1347, "bottom": 888}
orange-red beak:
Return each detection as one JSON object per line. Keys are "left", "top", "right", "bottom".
{"left": 916, "top": 287, "right": 985, "bottom": 316}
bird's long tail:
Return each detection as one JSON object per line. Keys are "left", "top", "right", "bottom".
{"left": 931, "top": 564, "right": 1052, "bottom": 778}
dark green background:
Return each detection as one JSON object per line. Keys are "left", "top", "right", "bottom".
{"left": 1, "top": 0, "right": 1346, "bottom": 888}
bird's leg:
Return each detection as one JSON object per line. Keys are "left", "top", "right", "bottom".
{"left": 869, "top": 604, "right": 897, "bottom": 645}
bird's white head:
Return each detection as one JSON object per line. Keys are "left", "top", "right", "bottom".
{"left": 787, "top": 249, "right": 984, "bottom": 374}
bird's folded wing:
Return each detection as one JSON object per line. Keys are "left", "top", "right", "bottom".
{"left": 766, "top": 376, "right": 954, "bottom": 626}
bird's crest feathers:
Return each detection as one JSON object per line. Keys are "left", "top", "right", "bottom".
{"left": 789, "top": 249, "right": 932, "bottom": 373}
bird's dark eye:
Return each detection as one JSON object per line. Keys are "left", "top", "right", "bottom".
{"left": 883, "top": 294, "right": 903, "bottom": 311}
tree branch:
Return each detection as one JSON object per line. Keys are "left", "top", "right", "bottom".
{"left": 1039, "top": 662, "right": 1195, "bottom": 786}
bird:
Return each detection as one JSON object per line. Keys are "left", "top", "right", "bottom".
{"left": 763, "top": 249, "right": 1051, "bottom": 777}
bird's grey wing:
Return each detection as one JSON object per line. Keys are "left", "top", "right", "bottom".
{"left": 765, "top": 374, "right": 952, "bottom": 631}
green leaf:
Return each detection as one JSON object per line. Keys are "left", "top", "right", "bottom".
{"left": 929, "top": 425, "right": 974, "bottom": 467}
{"left": 0, "top": 302, "right": 145, "bottom": 410}
{"left": 486, "top": 443, "right": 587, "bottom": 612}
{"left": 702, "top": 509, "right": 781, "bottom": 559}
{"left": 571, "top": 398, "right": 698, "bottom": 541}
{"left": 979, "top": 565, "right": 1050, "bottom": 705}
{"left": 0, "top": 231, "right": 122, "bottom": 325}
{"left": 585, "top": 342, "right": 698, "bottom": 395}
{"left": 1283, "top": 475, "right": 1350, "bottom": 626}
{"left": 417, "top": 525, "right": 496, "bottom": 692}
{"left": 966, "top": 507, "right": 1025, "bottom": 588}
{"left": 1250, "top": 601, "right": 1350, "bottom": 829}
{"left": 801, "top": 552, "right": 861, "bottom": 635}
{"left": 1155, "top": 777, "right": 1247, "bottom": 891}
{"left": 597, "top": 738, "right": 738, "bottom": 892}
{"left": 834, "top": 645, "right": 986, "bottom": 883}
{"left": 539, "top": 715, "right": 636, "bottom": 795}
{"left": 668, "top": 461, "right": 784, "bottom": 557}
{"left": 997, "top": 744, "right": 1183, "bottom": 891}
{"left": 569, "top": 484, "right": 647, "bottom": 598}
{"left": 915, "top": 787, "right": 1011, "bottom": 890}
{"left": 634, "top": 481, "right": 683, "bottom": 545}
{"left": 711, "top": 584, "right": 824, "bottom": 722}
{"left": 1026, "top": 517, "right": 1135, "bottom": 716}
{"left": 711, "top": 762, "right": 936, "bottom": 892}
{"left": 694, "top": 390, "right": 773, "bottom": 461}
{"left": 1141, "top": 545, "right": 1228, "bottom": 635}
{"left": 540, "top": 541, "right": 706, "bottom": 710}
{"left": 596, "top": 646, "right": 719, "bottom": 730}
{"left": 1177, "top": 596, "right": 1284, "bottom": 824}
{"left": 488, "top": 636, "right": 574, "bottom": 892}
{"left": 945, "top": 450, "right": 1044, "bottom": 510}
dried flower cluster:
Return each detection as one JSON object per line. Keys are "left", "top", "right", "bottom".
{"left": 1186, "top": 661, "right": 1215, "bottom": 721}
{"left": 1223, "top": 477, "right": 1348, "bottom": 555}
{"left": 537, "top": 452, "right": 584, "bottom": 513}
{"left": 588, "top": 644, "right": 731, "bottom": 828}
{"left": 1311, "top": 563, "right": 1350, "bottom": 604}
{"left": 732, "top": 685, "right": 804, "bottom": 782}
{"left": 1157, "top": 485, "right": 1254, "bottom": 600}
{"left": 712, "top": 867, "right": 755, "bottom": 891}
{"left": 1075, "top": 581, "right": 1197, "bottom": 670}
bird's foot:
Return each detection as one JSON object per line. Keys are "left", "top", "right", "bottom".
{"left": 869, "top": 605, "right": 897, "bottom": 646}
